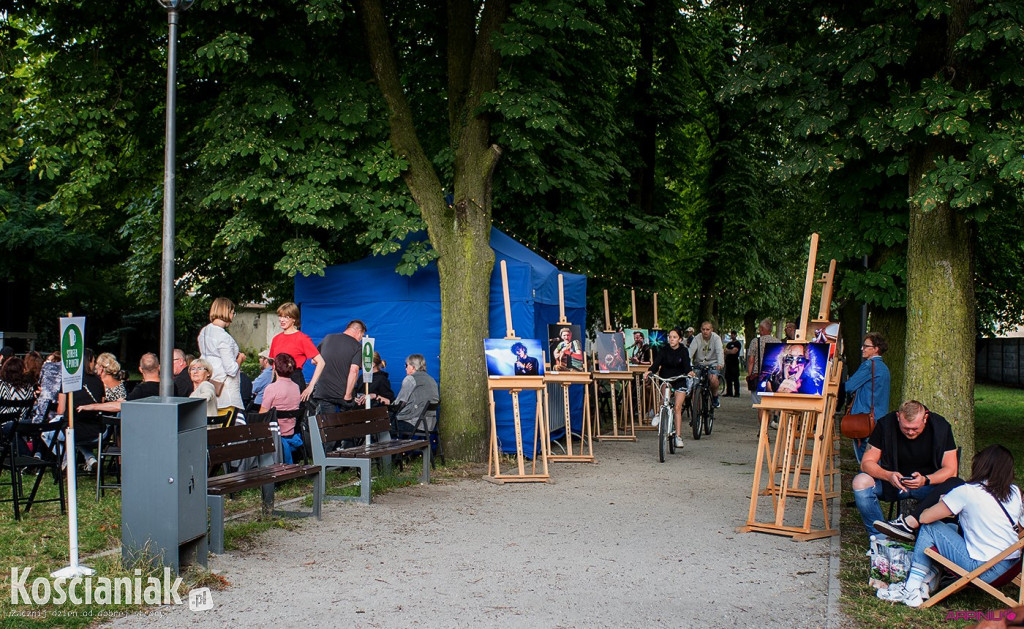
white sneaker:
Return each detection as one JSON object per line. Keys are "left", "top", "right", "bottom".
{"left": 877, "top": 583, "right": 925, "bottom": 607}
{"left": 768, "top": 419, "right": 779, "bottom": 430}
{"left": 674, "top": 436, "right": 685, "bottom": 449}
{"left": 651, "top": 413, "right": 660, "bottom": 428}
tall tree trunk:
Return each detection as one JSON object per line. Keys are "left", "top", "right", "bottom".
{"left": 903, "top": 1, "right": 976, "bottom": 465}
{"left": 905, "top": 144, "right": 975, "bottom": 463}
{"left": 358, "top": 0, "right": 507, "bottom": 461}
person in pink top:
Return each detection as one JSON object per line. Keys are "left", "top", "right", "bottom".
{"left": 259, "top": 353, "right": 304, "bottom": 464}
{"left": 269, "top": 302, "right": 325, "bottom": 402}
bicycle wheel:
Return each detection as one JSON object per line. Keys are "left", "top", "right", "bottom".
{"left": 658, "top": 407, "right": 669, "bottom": 462}
{"left": 667, "top": 408, "right": 676, "bottom": 454}
{"left": 691, "top": 388, "right": 703, "bottom": 440}
{"left": 700, "top": 386, "right": 712, "bottom": 437}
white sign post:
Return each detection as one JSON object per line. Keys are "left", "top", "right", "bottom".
{"left": 53, "top": 316, "right": 94, "bottom": 578}
{"left": 361, "top": 337, "right": 375, "bottom": 409}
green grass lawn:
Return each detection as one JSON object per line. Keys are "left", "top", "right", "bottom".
{"left": 839, "top": 383, "right": 1024, "bottom": 629}
{"left": 0, "top": 453, "right": 456, "bottom": 628}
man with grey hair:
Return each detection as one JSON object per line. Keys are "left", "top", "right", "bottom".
{"left": 173, "top": 348, "right": 192, "bottom": 396}
{"left": 747, "top": 319, "right": 780, "bottom": 419}
{"left": 392, "top": 354, "right": 439, "bottom": 434}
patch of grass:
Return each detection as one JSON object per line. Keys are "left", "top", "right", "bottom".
{"left": 974, "top": 384, "right": 1024, "bottom": 480}
{"left": 839, "top": 384, "right": 1024, "bottom": 628}
{"left": 1, "top": 452, "right": 476, "bottom": 626}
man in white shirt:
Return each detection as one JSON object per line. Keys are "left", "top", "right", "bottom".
{"left": 689, "top": 321, "right": 725, "bottom": 407}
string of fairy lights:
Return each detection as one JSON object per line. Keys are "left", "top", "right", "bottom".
{"left": 493, "top": 217, "right": 807, "bottom": 306}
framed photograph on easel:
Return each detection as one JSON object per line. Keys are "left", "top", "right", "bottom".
{"left": 595, "top": 331, "right": 628, "bottom": 372}
{"left": 755, "top": 342, "right": 829, "bottom": 396}
{"left": 624, "top": 328, "right": 650, "bottom": 365}
{"left": 485, "top": 338, "right": 545, "bottom": 377}
{"left": 548, "top": 324, "right": 585, "bottom": 372}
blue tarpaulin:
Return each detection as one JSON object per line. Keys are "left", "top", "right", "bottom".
{"left": 294, "top": 228, "right": 587, "bottom": 457}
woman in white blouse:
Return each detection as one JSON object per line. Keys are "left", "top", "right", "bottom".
{"left": 197, "top": 297, "right": 246, "bottom": 415}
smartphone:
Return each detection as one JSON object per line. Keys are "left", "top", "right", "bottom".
{"left": 900, "top": 476, "right": 915, "bottom": 482}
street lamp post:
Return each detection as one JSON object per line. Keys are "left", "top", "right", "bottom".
{"left": 157, "top": 0, "right": 194, "bottom": 397}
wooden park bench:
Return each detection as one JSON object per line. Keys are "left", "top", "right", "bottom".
{"left": 206, "top": 422, "right": 322, "bottom": 554}
{"left": 310, "top": 407, "right": 430, "bottom": 504}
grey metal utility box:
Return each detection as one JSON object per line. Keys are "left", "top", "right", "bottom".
{"left": 121, "top": 397, "right": 208, "bottom": 573}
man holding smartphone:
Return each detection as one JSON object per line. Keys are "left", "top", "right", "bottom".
{"left": 851, "top": 400, "right": 959, "bottom": 536}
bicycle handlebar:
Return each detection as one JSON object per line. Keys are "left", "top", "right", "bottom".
{"left": 646, "top": 373, "right": 688, "bottom": 384}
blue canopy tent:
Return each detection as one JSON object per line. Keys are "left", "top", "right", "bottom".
{"left": 293, "top": 228, "right": 587, "bottom": 456}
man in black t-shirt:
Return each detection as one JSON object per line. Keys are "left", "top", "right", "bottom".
{"left": 311, "top": 320, "right": 365, "bottom": 414}
{"left": 851, "top": 400, "right": 958, "bottom": 536}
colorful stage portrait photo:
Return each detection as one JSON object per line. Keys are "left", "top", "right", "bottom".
{"left": 548, "top": 324, "right": 585, "bottom": 372}
{"left": 485, "top": 338, "right": 545, "bottom": 377}
{"left": 756, "top": 342, "right": 828, "bottom": 396}
{"left": 624, "top": 328, "right": 650, "bottom": 365}
{"left": 595, "top": 331, "right": 628, "bottom": 373}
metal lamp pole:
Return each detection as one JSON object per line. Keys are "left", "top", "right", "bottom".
{"left": 157, "top": 0, "right": 194, "bottom": 396}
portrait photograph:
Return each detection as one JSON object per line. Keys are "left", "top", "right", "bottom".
{"left": 624, "top": 328, "right": 651, "bottom": 365}
{"left": 755, "top": 342, "right": 828, "bottom": 396}
{"left": 548, "top": 323, "right": 585, "bottom": 372}
{"left": 485, "top": 338, "right": 545, "bottom": 377}
{"left": 595, "top": 331, "right": 628, "bottom": 373}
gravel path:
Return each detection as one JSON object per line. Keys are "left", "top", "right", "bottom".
{"left": 112, "top": 394, "right": 843, "bottom": 628}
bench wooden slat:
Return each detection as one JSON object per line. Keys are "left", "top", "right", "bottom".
{"left": 208, "top": 423, "right": 276, "bottom": 466}
{"left": 330, "top": 439, "right": 429, "bottom": 460}
{"left": 317, "top": 408, "right": 391, "bottom": 443}
{"left": 207, "top": 464, "right": 321, "bottom": 495}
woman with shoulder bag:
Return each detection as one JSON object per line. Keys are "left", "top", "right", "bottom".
{"left": 844, "top": 332, "right": 890, "bottom": 463}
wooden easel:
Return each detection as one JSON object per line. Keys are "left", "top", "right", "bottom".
{"left": 737, "top": 234, "right": 841, "bottom": 541}
{"left": 593, "top": 289, "right": 636, "bottom": 442}
{"left": 629, "top": 288, "right": 657, "bottom": 430}
{"left": 486, "top": 260, "right": 551, "bottom": 483}
{"left": 545, "top": 275, "right": 595, "bottom": 463}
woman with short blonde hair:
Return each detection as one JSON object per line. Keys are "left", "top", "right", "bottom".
{"left": 197, "top": 297, "right": 245, "bottom": 416}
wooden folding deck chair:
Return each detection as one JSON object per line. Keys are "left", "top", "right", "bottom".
{"left": 920, "top": 533, "right": 1024, "bottom": 609}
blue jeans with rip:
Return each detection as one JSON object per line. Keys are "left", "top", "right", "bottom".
{"left": 912, "top": 521, "right": 1017, "bottom": 583}
{"left": 853, "top": 478, "right": 934, "bottom": 535}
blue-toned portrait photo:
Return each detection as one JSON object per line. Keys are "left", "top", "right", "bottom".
{"left": 485, "top": 338, "right": 545, "bottom": 377}
{"left": 756, "top": 342, "right": 828, "bottom": 396}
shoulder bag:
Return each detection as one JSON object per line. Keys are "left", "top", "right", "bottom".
{"left": 841, "top": 360, "right": 875, "bottom": 439}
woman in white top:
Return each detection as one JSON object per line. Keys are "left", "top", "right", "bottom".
{"left": 187, "top": 358, "right": 219, "bottom": 418}
{"left": 197, "top": 297, "right": 246, "bottom": 414}
{"left": 879, "top": 444, "right": 1022, "bottom": 607}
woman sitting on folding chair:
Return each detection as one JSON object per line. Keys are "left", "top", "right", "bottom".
{"left": 878, "top": 444, "right": 1023, "bottom": 607}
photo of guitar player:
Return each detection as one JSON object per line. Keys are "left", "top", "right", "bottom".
{"left": 548, "top": 324, "right": 585, "bottom": 372}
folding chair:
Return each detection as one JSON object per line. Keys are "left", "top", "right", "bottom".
{"left": 208, "top": 407, "right": 238, "bottom": 429}
{"left": 920, "top": 533, "right": 1024, "bottom": 609}
{"left": 393, "top": 401, "right": 442, "bottom": 468}
{"left": 96, "top": 414, "right": 122, "bottom": 499}
{"left": 2, "top": 415, "right": 68, "bottom": 520}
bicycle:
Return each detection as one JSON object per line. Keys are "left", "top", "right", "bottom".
{"left": 647, "top": 373, "right": 689, "bottom": 462}
{"left": 690, "top": 364, "right": 716, "bottom": 440}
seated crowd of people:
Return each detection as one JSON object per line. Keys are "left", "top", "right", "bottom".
{"left": 0, "top": 299, "right": 440, "bottom": 473}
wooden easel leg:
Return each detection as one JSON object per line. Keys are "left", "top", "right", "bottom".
{"left": 488, "top": 390, "right": 500, "bottom": 478}
{"left": 583, "top": 385, "right": 593, "bottom": 458}
{"left": 562, "top": 384, "right": 574, "bottom": 457}
{"left": 511, "top": 391, "right": 525, "bottom": 476}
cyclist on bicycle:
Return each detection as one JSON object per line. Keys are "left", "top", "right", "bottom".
{"left": 688, "top": 321, "right": 725, "bottom": 408}
{"left": 645, "top": 327, "right": 693, "bottom": 449}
